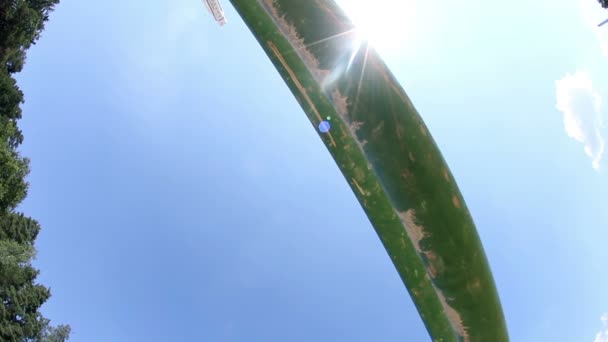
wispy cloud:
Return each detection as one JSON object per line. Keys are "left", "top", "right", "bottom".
{"left": 580, "top": 0, "right": 608, "bottom": 56}
{"left": 555, "top": 71, "right": 605, "bottom": 170}
{"left": 594, "top": 313, "right": 608, "bottom": 342}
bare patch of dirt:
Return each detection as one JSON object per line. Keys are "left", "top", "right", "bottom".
{"left": 425, "top": 251, "right": 445, "bottom": 278}
{"left": 332, "top": 88, "right": 349, "bottom": 117}
{"left": 452, "top": 195, "right": 461, "bottom": 209}
{"left": 398, "top": 209, "right": 469, "bottom": 340}
{"left": 434, "top": 284, "right": 470, "bottom": 341}
{"left": 261, "top": 0, "right": 331, "bottom": 82}
{"left": 398, "top": 209, "right": 426, "bottom": 254}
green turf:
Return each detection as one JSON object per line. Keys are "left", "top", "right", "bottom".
{"left": 228, "top": 1, "right": 509, "bottom": 340}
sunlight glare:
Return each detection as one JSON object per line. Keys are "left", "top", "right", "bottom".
{"left": 337, "top": 0, "right": 418, "bottom": 55}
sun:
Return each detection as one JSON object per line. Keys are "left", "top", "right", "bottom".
{"left": 337, "top": 0, "right": 418, "bottom": 55}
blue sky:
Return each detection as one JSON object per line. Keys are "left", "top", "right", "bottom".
{"left": 14, "top": 0, "right": 608, "bottom": 340}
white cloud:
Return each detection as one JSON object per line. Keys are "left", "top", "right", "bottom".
{"left": 595, "top": 313, "right": 608, "bottom": 342}
{"left": 580, "top": 0, "right": 608, "bottom": 56}
{"left": 555, "top": 71, "right": 605, "bottom": 170}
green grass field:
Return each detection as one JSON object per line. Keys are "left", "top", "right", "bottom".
{"left": 228, "top": 1, "right": 509, "bottom": 340}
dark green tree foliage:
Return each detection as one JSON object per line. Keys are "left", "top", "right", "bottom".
{"left": 0, "top": 284, "right": 50, "bottom": 341}
{"left": 0, "top": 213, "right": 40, "bottom": 246}
{"left": 0, "top": 116, "right": 24, "bottom": 150}
{"left": 0, "top": 72, "right": 23, "bottom": 120}
{"left": 0, "top": 0, "right": 60, "bottom": 73}
{"left": 0, "top": 240, "right": 37, "bottom": 287}
{"left": 1, "top": 1, "right": 68, "bottom": 341}
{"left": 0, "top": 117, "right": 29, "bottom": 213}
{"left": 0, "top": 217, "right": 51, "bottom": 341}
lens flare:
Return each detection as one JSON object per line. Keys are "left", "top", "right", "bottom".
{"left": 318, "top": 120, "right": 331, "bottom": 133}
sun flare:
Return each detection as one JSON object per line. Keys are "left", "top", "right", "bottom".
{"left": 337, "top": 0, "right": 418, "bottom": 55}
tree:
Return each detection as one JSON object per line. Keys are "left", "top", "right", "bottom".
{"left": 0, "top": 145, "right": 29, "bottom": 212}
{"left": 0, "top": 225, "right": 69, "bottom": 342}
{"left": 599, "top": 0, "right": 608, "bottom": 9}
{"left": 0, "top": 283, "right": 51, "bottom": 341}
{"left": 0, "top": 117, "right": 29, "bottom": 212}
{"left": 0, "top": 116, "right": 24, "bottom": 151}
{"left": 39, "top": 320, "right": 71, "bottom": 342}
{"left": 0, "top": 71, "right": 24, "bottom": 119}
{"left": 0, "top": 0, "right": 60, "bottom": 73}
{"left": 0, "top": 238, "right": 50, "bottom": 342}
{"left": 0, "top": 239, "right": 36, "bottom": 287}
{"left": 0, "top": 0, "right": 68, "bottom": 340}
{"left": 0, "top": 212, "right": 40, "bottom": 246}
{"left": 0, "top": 240, "right": 34, "bottom": 265}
